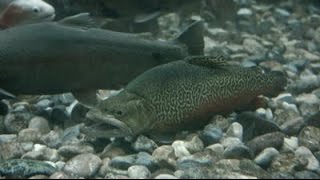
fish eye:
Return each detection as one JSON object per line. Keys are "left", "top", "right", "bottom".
{"left": 33, "top": 7, "right": 40, "bottom": 13}
{"left": 115, "top": 110, "right": 123, "bottom": 117}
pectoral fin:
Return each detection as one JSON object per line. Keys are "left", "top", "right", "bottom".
{"left": 72, "top": 90, "right": 99, "bottom": 108}
{"left": 0, "top": 88, "right": 16, "bottom": 99}
{"left": 58, "top": 12, "right": 95, "bottom": 27}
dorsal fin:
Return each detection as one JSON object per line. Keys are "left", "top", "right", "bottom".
{"left": 185, "top": 55, "right": 229, "bottom": 68}
{"left": 58, "top": 12, "right": 95, "bottom": 28}
{"left": 0, "top": 88, "right": 16, "bottom": 99}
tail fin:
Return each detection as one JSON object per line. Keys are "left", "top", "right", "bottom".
{"left": 174, "top": 20, "right": 204, "bottom": 55}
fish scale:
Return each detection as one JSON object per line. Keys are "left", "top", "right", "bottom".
{"left": 84, "top": 56, "right": 286, "bottom": 138}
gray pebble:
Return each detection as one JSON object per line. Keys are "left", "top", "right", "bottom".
{"left": 0, "top": 134, "right": 17, "bottom": 143}
{"left": 221, "top": 137, "right": 242, "bottom": 148}
{"left": 299, "top": 126, "right": 320, "bottom": 152}
{"left": 183, "top": 135, "right": 204, "bottom": 154}
{"left": 315, "top": 151, "right": 320, "bottom": 162}
{"left": 269, "top": 153, "right": 300, "bottom": 173}
{"left": 155, "top": 174, "right": 178, "bottom": 179}
{"left": 246, "top": 132, "right": 284, "bottom": 155}
{"left": 205, "top": 144, "right": 224, "bottom": 158}
{"left": 110, "top": 154, "right": 136, "bottom": 170}
{"left": 49, "top": 172, "right": 70, "bottom": 179}
{"left": 58, "top": 144, "right": 95, "bottom": 159}
{"left": 294, "top": 170, "right": 320, "bottom": 179}
{"left": 223, "top": 144, "right": 253, "bottom": 159}
{"left": 152, "top": 145, "right": 176, "bottom": 169}
{"left": 22, "top": 144, "right": 60, "bottom": 162}
{"left": 28, "top": 116, "right": 50, "bottom": 134}
{"left": 295, "top": 146, "right": 320, "bottom": 171}
{"left": 98, "top": 158, "right": 111, "bottom": 177}
{"left": 177, "top": 152, "right": 214, "bottom": 171}
{"left": 199, "top": 124, "right": 223, "bottom": 146}
{"left": 40, "top": 129, "right": 63, "bottom": 149}
{"left": 135, "top": 152, "right": 158, "bottom": 172}
{"left": 274, "top": 8, "right": 291, "bottom": 22}
{"left": 64, "top": 153, "right": 101, "bottom": 177}
{"left": 172, "top": 140, "right": 190, "bottom": 158}
{"left": 280, "top": 117, "right": 305, "bottom": 136}
{"left": 35, "top": 99, "right": 53, "bottom": 109}
{"left": 237, "top": 8, "right": 253, "bottom": 17}
{"left": 132, "top": 135, "right": 158, "bottom": 153}
{"left": 243, "top": 38, "right": 265, "bottom": 55}
{"left": 18, "top": 128, "right": 41, "bottom": 143}
{"left": 0, "top": 142, "right": 25, "bottom": 159}
{"left": 282, "top": 136, "right": 299, "bottom": 152}
{"left": 128, "top": 165, "right": 151, "bottom": 179}
{"left": 210, "top": 115, "right": 230, "bottom": 131}
{"left": 254, "top": 147, "right": 279, "bottom": 167}
{"left": 4, "top": 113, "right": 31, "bottom": 133}
{"left": 226, "top": 122, "right": 243, "bottom": 141}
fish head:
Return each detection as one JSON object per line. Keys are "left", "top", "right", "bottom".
{"left": 82, "top": 90, "right": 153, "bottom": 138}
{"left": 0, "top": 0, "right": 55, "bottom": 27}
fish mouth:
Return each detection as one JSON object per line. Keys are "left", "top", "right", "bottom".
{"left": 81, "top": 109, "right": 133, "bottom": 138}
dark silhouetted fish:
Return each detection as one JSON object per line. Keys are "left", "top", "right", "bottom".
{"left": 0, "top": 20, "right": 204, "bottom": 102}
{"left": 83, "top": 55, "right": 287, "bottom": 138}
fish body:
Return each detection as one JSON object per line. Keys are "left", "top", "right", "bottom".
{"left": 0, "top": 21, "right": 203, "bottom": 99}
{"left": 84, "top": 56, "right": 287, "bottom": 138}
{"left": 0, "top": 0, "right": 55, "bottom": 28}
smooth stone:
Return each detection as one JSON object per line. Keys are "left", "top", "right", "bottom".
{"left": 155, "top": 174, "right": 178, "bottom": 179}
{"left": 205, "top": 144, "right": 224, "bottom": 158}
{"left": 209, "top": 115, "right": 230, "bottom": 131}
{"left": 177, "top": 152, "right": 214, "bottom": 171}
{"left": 172, "top": 141, "right": 191, "bottom": 158}
{"left": 4, "top": 113, "right": 31, "bottom": 133}
{"left": 243, "top": 38, "right": 265, "bottom": 55}
{"left": 269, "top": 153, "right": 301, "bottom": 173}
{"left": 40, "top": 129, "right": 63, "bottom": 149}
{"left": 221, "top": 137, "right": 242, "bottom": 148}
{"left": 0, "top": 134, "right": 17, "bottom": 143}
{"left": 22, "top": 144, "right": 60, "bottom": 162}
{"left": 254, "top": 147, "right": 279, "bottom": 167}
{"left": 64, "top": 153, "right": 101, "bottom": 177}
{"left": 128, "top": 165, "right": 151, "bottom": 179}
{"left": 132, "top": 135, "right": 158, "bottom": 153}
{"left": 98, "top": 158, "right": 111, "bottom": 177}
{"left": 315, "top": 151, "right": 320, "bottom": 162}
{"left": 99, "top": 144, "right": 126, "bottom": 159}
{"left": 55, "top": 161, "right": 65, "bottom": 171}
{"left": 295, "top": 146, "right": 320, "bottom": 171}
{"left": 271, "top": 171, "right": 295, "bottom": 179}
{"left": 110, "top": 154, "right": 136, "bottom": 170}
{"left": 237, "top": 8, "right": 253, "bottom": 16}
{"left": 199, "top": 124, "right": 223, "bottom": 146}
{"left": 246, "top": 132, "right": 285, "bottom": 155}
{"left": 211, "top": 159, "right": 270, "bottom": 179}
{"left": 49, "top": 172, "right": 70, "bottom": 179}
{"left": 183, "top": 135, "right": 204, "bottom": 154}
{"left": 35, "top": 99, "right": 53, "bottom": 109}
{"left": 296, "top": 93, "right": 320, "bottom": 105}
{"left": 0, "top": 142, "right": 25, "bottom": 159}
{"left": 28, "top": 116, "right": 51, "bottom": 134}
{"left": 282, "top": 137, "right": 299, "bottom": 152}
{"left": 280, "top": 117, "right": 305, "bottom": 136}
{"left": 18, "top": 128, "right": 41, "bottom": 143}
{"left": 58, "top": 144, "right": 95, "bottom": 159}
{"left": 306, "top": 111, "right": 320, "bottom": 128}
{"left": 152, "top": 145, "right": 176, "bottom": 169}
{"left": 223, "top": 144, "right": 253, "bottom": 159}
{"left": 273, "top": 108, "right": 301, "bottom": 127}
{"left": 299, "top": 103, "right": 319, "bottom": 118}
{"left": 299, "top": 126, "right": 320, "bottom": 152}
{"left": 235, "top": 112, "right": 280, "bottom": 142}
{"left": 61, "top": 124, "right": 82, "bottom": 144}
{"left": 135, "top": 152, "right": 158, "bottom": 172}
{"left": 294, "top": 170, "right": 320, "bottom": 179}
{"left": 226, "top": 122, "right": 243, "bottom": 141}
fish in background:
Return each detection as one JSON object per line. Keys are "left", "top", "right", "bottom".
{"left": 0, "top": 20, "right": 204, "bottom": 105}
{"left": 0, "top": 0, "right": 55, "bottom": 28}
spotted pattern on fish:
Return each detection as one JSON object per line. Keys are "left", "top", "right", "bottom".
{"left": 0, "top": 159, "right": 56, "bottom": 178}
{"left": 97, "top": 56, "right": 286, "bottom": 134}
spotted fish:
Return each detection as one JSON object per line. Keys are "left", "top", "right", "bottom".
{"left": 83, "top": 55, "right": 287, "bottom": 138}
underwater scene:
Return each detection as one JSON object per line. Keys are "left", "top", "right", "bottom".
{"left": 0, "top": 0, "right": 320, "bottom": 179}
